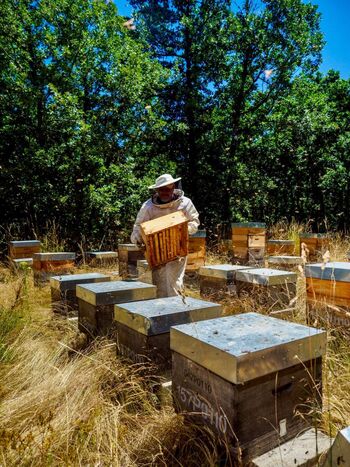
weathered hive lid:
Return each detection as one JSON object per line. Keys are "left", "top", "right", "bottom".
{"left": 50, "top": 273, "right": 111, "bottom": 291}
{"left": 118, "top": 243, "right": 141, "bottom": 251}
{"left": 231, "top": 222, "right": 266, "bottom": 228}
{"left": 299, "top": 233, "right": 328, "bottom": 238}
{"left": 305, "top": 262, "right": 350, "bottom": 282}
{"left": 236, "top": 268, "right": 297, "bottom": 285}
{"left": 13, "top": 258, "right": 33, "bottom": 265}
{"left": 199, "top": 264, "right": 253, "bottom": 279}
{"left": 33, "top": 252, "right": 75, "bottom": 261}
{"left": 87, "top": 251, "right": 118, "bottom": 258}
{"left": 115, "top": 296, "right": 222, "bottom": 335}
{"left": 10, "top": 240, "right": 41, "bottom": 247}
{"left": 267, "top": 239, "right": 295, "bottom": 245}
{"left": 190, "top": 230, "right": 207, "bottom": 238}
{"left": 267, "top": 256, "right": 303, "bottom": 265}
{"left": 170, "top": 312, "right": 326, "bottom": 384}
{"left": 76, "top": 281, "right": 156, "bottom": 305}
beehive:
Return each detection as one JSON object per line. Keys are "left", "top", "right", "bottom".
{"left": 33, "top": 252, "right": 75, "bottom": 286}
{"left": 199, "top": 264, "right": 253, "bottom": 299}
{"left": 86, "top": 251, "right": 118, "bottom": 267}
{"left": 140, "top": 211, "right": 188, "bottom": 269}
{"left": 267, "top": 239, "right": 296, "bottom": 256}
{"left": 50, "top": 273, "right": 111, "bottom": 315}
{"left": 231, "top": 222, "right": 266, "bottom": 264}
{"left": 137, "top": 259, "right": 153, "bottom": 284}
{"left": 77, "top": 281, "right": 156, "bottom": 336}
{"left": 186, "top": 230, "right": 206, "bottom": 271}
{"left": 115, "top": 296, "right": 222, "bottom": 370}
{"left": 236, "top": 268, "right": 297, "bottom": 308}
{"left": 267, "top": 255, "right": 303, "bottom": 270}
{"left": 299, "top": 233, "right": 330, "bottom": 260}
{"left": 171, "top": 313, "right": 326, "bottom": 462}
{"left": 305, "top": 262, "right": 350, "bottom": 327}
{"left": 118, "top": 244, "right": 145, "bottom": 279}
{"left": 9, "top": 240, "right": 41, "bottom": 259}
{"left": 12, "top": 258, "right": 33, "bottom": 268}
{"left": 323, "top": 426, "right": 350, "bottom": 466}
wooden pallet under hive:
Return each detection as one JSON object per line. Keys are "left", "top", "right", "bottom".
{"left": 140, "top": 211, "right": 189, "bottom": 269}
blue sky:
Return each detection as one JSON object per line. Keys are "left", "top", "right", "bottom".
{"left": 115, "top": 0, "right": 350, "bottom": 79}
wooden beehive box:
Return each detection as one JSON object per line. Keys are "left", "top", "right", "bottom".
{"left": 299, "top": 233, "right": 330, "bottom": 260}
{"left": 267, "top": 239, "right": 296, "bottom": 255}
{"left": 236, "top": 268, "right": 297, "bottom": 309}
{"left": 77, "top": 280, "right": 157, "bottom": 336}
{"left": 118, "top": 244, "right": 145, "bottom": 279}
{"left": 186, "top": 230, "right": 206, "bottom": 271}
{"left": 140, "top": 211, "right": 189, "bottom": 269}
{"left": 231, "top": 222, "right": 266, "bottom": 263}
{"left": 50, "top": 273, "right": 111, "bottom": 315}
{"left": 305, "top": 262, "right": 350, "bottom": 327}
{"left": 171, "top": 313, "right": 326, "bottom": 463}
{"left": 199, "top": 264, "right": 253, "bottom": 299}
{"left": 9, "top": 240, "right": 41, "bottom": 259}
{"left": 115, "top": 296, "right": 222, "bottom": 371}
{"left": 33, "top": 252, "right": 75, "bottom": 286}
{"left": 86, "top": 251, "right": 118, "bottom": 267}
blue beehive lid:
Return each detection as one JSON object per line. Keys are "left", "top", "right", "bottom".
{"left": 305, "top": 262, "right": 350, "bottom": 282}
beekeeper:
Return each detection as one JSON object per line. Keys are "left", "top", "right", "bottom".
{"left": 131, "top": 174, "right": 200, "bottom": 298}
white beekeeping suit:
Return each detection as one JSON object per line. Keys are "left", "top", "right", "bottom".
{"left": 131, "top": 181, "right": 200, "bottom": 298}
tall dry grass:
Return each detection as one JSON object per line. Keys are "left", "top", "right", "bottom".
{"left": 1, "top": 222, "right": 350, "bottom": 465}
{"left": 0, "top": 268, "right": 221, "bottom": 466}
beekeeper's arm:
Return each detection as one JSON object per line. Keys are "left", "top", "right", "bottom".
{"left": 131, "top": 202, "right": 152, "bottom": 244}
{"left": 184, "top": 200, "right": 200, "bottom": 235}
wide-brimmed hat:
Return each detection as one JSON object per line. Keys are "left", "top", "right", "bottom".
{"left": 148, "top": 174, "right": 181, "bottom": 189}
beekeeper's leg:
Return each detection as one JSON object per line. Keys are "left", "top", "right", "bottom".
{"left": 152, "top": 257, "right": 187, "bottom": 298}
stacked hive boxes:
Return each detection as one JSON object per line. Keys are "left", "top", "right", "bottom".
{"left": 171, "top": 313, "right": 326, "bottom": 463}
{"left": 236, "top": 268, "right": 297, "bottom": 309}
{"left": 50, "top": 273, "right": 111, "bottom": 315}
{"left": 9, "top": 240, "right": 41, "bottom": 267}
{"left": 186, "top": 230, "right": 206, "bottom": 272}
{"left": 118, "top": 244, "right": 145, "bottom": 279}
{"left": 77, "top": 281, "right": 157, "bottom": 336}
{"left": 299, "top": 233, "right": 330, "bottom": 261}
{"left": 199, "top": 264, "right": 252, "bottom": 298}
{"left": 33, "top": 252, "right": 75, "bottom": 286}
{"left": 115, "top": 296, "right": 222, "bottom": 371}
{"left": 305, "top": 262, "right": 350, "bottom": 327}
{"left": 232, "top": 222, "right": 266, "bottom": 264}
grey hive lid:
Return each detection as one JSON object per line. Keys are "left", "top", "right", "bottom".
{"left": 231, "top": 222, "right": 266, "bottom": 228}
{"left": 268, "top": 239, "right": 295, "bottom": 245}
{"left": 170, "top": 312, "right": 326, "bottom": 384}
{"left": 33, "top": 252, "right": 75, "bottom": 261}
{"left": 199, "top": 264, "right": 253, "bottom": 279}
{"left": 50, "top": 273, "right": 111, "bottom": 291}
{"left": 299, "top": 233, "right": 328, "bottom": 238}
{"left": 76, "top": 280, "right": 156, "bottom": 305}
{"left": 305, "top": 262, "right": 350, "bottom": 282}
{"left": 115, "top": 296, "right": 222, "bottom": 335}
{"left": 118, "top": 243, "right": 141, "bottom": 251}
{"left": 236, "top": 268, "right": 297, "bottom": 285}
{"left": 10, "top": 240, "right": 41, "bottom": 247}
{"left": 267, "top": 256, "right": 303, "bottom": 265}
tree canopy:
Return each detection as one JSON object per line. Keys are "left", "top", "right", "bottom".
{"left": 1, "top": 0, "right": 349, "bottom": 250}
